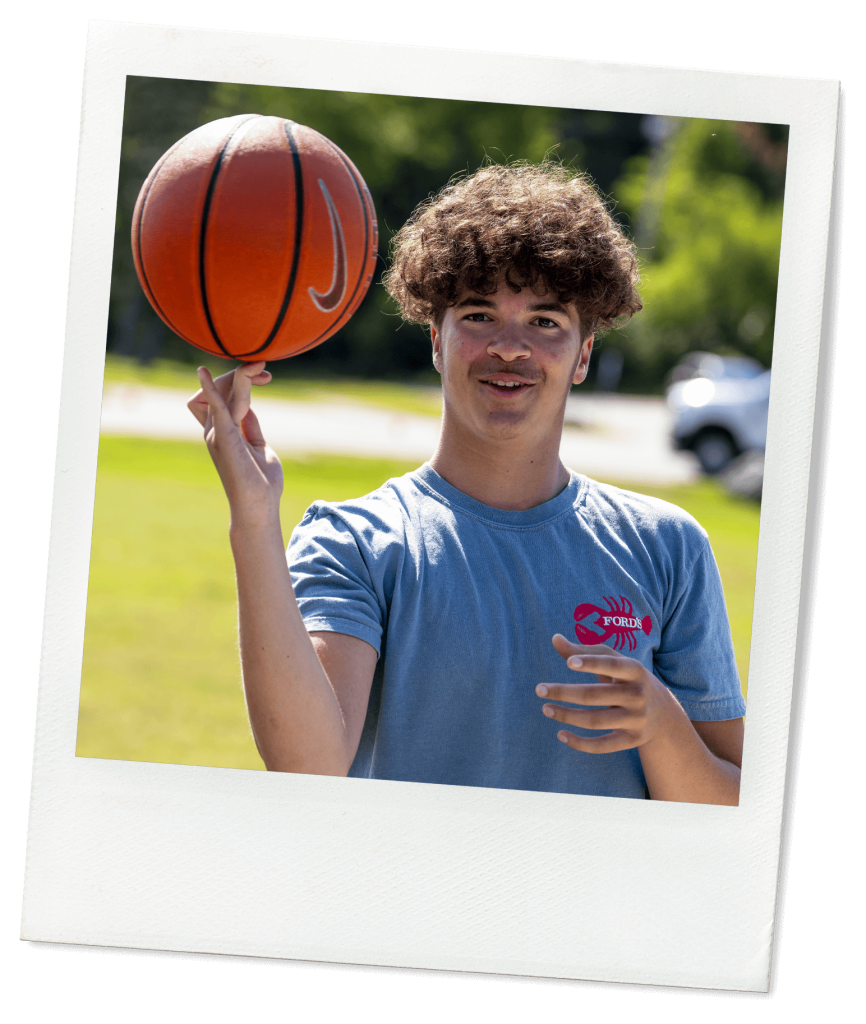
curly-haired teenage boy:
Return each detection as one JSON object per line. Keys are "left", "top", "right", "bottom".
{"left": 189, "top": 163, "right": 746, "bottom": 803}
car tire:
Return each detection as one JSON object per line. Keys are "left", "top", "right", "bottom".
{"left": 693, "top": 430, "right": 738, "bottom": 474}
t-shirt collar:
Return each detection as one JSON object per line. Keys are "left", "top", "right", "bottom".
{"left": 411, "top": 462, "right": 586, "bottom": 528}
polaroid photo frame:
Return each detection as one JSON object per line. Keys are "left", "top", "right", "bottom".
{"left": 21, "top": 19, "right": 838, "bottom": 991}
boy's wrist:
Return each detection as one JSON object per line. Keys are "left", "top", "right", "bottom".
{"left": 229, "top": 511, "right": 284, "bottom": 545}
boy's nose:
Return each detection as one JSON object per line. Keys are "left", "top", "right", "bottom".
{"left": 486, "top": 328, "right": 531, "bottom": 362}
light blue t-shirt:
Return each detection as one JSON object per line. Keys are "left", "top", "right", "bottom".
{"left": 287, "top": 463, "right": 746, "bottom": 799}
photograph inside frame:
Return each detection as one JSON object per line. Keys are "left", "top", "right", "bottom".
{"left": 77, "top": 74, "right": 787, "bottom": 803}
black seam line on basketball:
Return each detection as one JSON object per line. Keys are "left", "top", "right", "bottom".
{"left": 136, "top": 138, "right": 195, "bottom": 345}
{"left": 297, "top": 139, "right": 372, "bottom": 350}
{"left": 233, "top": 119, "right": 304, "bottom": 360}
{"left": 199, "top": 115, "right": 262, "bottom": 360}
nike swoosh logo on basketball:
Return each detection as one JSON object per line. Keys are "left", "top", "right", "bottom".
{"left": 308, "top": 179, "right": 347, "bottom": 313}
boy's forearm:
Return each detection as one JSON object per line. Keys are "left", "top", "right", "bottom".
{"left": 638, "top": 712, "right": 741, "bottom": 805}
{"left": 231, "top": 520, "right": 353, "bottom": 775}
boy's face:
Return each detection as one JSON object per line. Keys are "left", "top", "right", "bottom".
{"left": 431, "top": 280, "right": 593, "bottom": 447}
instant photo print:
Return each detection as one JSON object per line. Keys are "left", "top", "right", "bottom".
{"left": 27, "top": 28, "right": 839, "bottom": 995}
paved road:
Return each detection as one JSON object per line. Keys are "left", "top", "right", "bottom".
{"left": 99, "top": 383, "right": 699, "bottom": 485}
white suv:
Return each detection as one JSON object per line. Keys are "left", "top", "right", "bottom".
{"left": 666, "top": 353, "right": 770, "bottom": 474}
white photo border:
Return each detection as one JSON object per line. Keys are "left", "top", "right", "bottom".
{"left": 22, "top": 20, "right": 838, "bottom": 992}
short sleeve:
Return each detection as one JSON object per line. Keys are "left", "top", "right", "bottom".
{"left": 287, "top": 505, "right": 385, "bottom": 655}
{"left": 653, "top": 537, "right": 747, "bottom": 721}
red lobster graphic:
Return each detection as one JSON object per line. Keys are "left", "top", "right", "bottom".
{"left": 573, "top": 595, "right": 652, "bottom": 652}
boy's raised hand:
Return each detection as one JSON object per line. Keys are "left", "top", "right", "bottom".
{"left": 187, "top": 361, "right": 283, "bottom": 528}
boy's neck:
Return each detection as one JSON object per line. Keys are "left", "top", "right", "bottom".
{"left": 429, "top": 418, "right": 571, "bottom": 511}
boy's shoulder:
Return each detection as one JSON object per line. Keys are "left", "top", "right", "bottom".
{"left": 292, "top": 467, "right": 424, "bottom": 547}
{"left": 579, "top": 475, "right": 710, "bottom": 551}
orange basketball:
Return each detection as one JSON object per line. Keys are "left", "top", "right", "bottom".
{"left": 131, "top": 114, "right": 378, "bottom": 361}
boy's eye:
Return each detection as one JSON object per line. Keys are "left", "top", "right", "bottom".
{"left": 534, "top": 317, "right": 558, "bottom": 328}
{"left": 463, "top": 312, "right": 491, "bottom": 322}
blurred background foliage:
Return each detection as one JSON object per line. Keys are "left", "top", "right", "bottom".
{"left": 111, "top": 76, "right": 787, "bottom": 393}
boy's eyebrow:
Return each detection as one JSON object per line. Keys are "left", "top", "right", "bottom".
{"left": 527, "top": 301, "right": 569, "bottom": 315}
{"left": 452, "top": 297, "right": 570, "bottom": 315}
{"left": 452, "top": 296, "right": 497, "bottom": 310}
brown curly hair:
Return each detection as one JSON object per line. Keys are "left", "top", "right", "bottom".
{"left": 383, "top": 162, "right": 642, "bottom": 335}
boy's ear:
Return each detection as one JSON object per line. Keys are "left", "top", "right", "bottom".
{"left": 431, "top": 325, "right": 442, "bottom": 374}
{"left": 572, "top": 334, "right": 594, "bottom": 385}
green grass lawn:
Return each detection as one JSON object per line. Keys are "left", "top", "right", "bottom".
{"left": 77, "top": 436, "right": 759, "bottom": 771}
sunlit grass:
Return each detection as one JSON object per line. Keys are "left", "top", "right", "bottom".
{"left": 77, "top": 437, "right": 758, "bottom": 771}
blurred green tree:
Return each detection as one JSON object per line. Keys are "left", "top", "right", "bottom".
{"left": 606, "top": 118, "right": 787, "bottom": 392}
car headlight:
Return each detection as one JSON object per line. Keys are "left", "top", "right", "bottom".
{"left": 680, "top": 377, "right": 716, "bottom": 408}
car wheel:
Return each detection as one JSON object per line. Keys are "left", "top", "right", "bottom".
{"left": 694, "top": 430, "right": 737, "bottom": 474}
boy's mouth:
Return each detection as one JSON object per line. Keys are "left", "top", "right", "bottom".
{"left": 479, "top": 374, "right": 536, "bottom": 396}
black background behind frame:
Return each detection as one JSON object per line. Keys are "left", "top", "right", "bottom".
{"left": 28, "top": 34, "right": 847, "bottom": 999}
